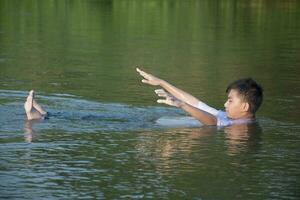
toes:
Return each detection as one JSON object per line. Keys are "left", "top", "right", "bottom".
{"left": 29, "top": 90, "right": 35, "bottom": 97}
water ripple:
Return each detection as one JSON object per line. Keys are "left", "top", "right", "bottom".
{"left": 0, "top": 90, "right": 198, "bottom": 136}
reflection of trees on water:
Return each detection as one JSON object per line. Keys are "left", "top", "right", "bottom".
{"left": 1, "top": 0, "right": 299, "bottom": 104}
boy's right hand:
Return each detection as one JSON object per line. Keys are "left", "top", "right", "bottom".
{"left": 136, "top": 67, "right": 163, "bottom": 86}
{"left": 155, "top": 89, "right": 183, "bottom": 108}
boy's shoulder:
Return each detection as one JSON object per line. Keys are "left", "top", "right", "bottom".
{"left": 216, "top": 111, "right": 232, "bottom": 126}
{"left": 216, "top": 111, "right": 253, "bottom": 127}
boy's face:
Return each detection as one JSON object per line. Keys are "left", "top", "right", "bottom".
{"left": 224, "top": 89, "right": 249, "bottom": 119}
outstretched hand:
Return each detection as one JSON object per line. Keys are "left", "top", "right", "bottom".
{"left": 155, "top": 89, "right": 183, "bottom": 107}
{"left": 136, "top": 67, "right": 162, "bottom": 86}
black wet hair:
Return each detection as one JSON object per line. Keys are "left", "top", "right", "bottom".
{"left": 226, "top": 78, "right": 263, "bottom": 114}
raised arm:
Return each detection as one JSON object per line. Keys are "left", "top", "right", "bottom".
{"left": 180, "top": 102, "right": 217, "bottom": 125}
{"left": 136, "top": 68, "right": 200, "bottom": 107}
{"left": 154, "top": 92, "right": 217, "bottom": 125}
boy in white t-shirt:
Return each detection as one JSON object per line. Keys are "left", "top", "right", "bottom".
{"left": 137, "top": 68, "right": 263, "bottom": 126}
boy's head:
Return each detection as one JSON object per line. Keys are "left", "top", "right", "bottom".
{"left": 224, "top": 78, "right": 263, "bottom": 119}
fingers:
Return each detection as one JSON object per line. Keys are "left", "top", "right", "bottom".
{"left": 136, "top": 67, "right": 142, "bottom": 73}
{"left": 136, "top": 67, "right": 147, "bottom": 75}
{"left": 157, "top": 95, "right": 182, "bottom": 107}
{"left": 157, "top": 96, "right": 172, "bottom": 104}
{"left": 154, "top": 89, "right": 165, "bottom": 94}
{"left": 136, "top": 67, "right": 151, "bottom": 80}
{"left": 29, "top": 90, "right": 35, "bottom": 97}
{"left": 157, "top": 99, "right": 167, "bottom": 104}
{"left": 142, "top": 79, "right": 150, "bottom": 84}
{"left": 136, "top": 67, "right": 147, "bottom": 76}
{"left": 155, "top": 89, "right": 169, "bottom": 97}
{"left": 157, "top": 98, "right": 176, "bottom": 107}
{"left": 137, "top": 67, "right": 161, "bottom": 86}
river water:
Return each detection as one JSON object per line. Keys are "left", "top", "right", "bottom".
{"left": 0, "top": 0, "right": 300, "bottom": 199}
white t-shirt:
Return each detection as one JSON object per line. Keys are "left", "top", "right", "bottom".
{"left": 196, "top": 102, "right": 251, "bottom": 126}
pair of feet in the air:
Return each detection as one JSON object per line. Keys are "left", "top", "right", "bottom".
{"left": 24, "top": 90, "right": 47, "bottom": 120}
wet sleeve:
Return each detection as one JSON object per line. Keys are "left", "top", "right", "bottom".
{"left": 216, "top": 111, "right": 232, "bottom": 126}
{"left": 196, "top": 101, "right": 219, "bottom": 116}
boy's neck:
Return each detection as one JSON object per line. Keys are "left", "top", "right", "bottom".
{"left": 239, "top": 112, "right": 255, "bottom": 120}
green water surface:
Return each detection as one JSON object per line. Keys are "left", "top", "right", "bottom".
{"left": 1, "top": 0, "right": 300, "bottom": 199}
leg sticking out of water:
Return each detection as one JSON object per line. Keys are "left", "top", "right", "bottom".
{"left": 24, "top": 90, "right": 47, "bottom": 120}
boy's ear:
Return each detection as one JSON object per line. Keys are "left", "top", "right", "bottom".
{"left": 242, "top": 102, "right": 250, "bottom": 112}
